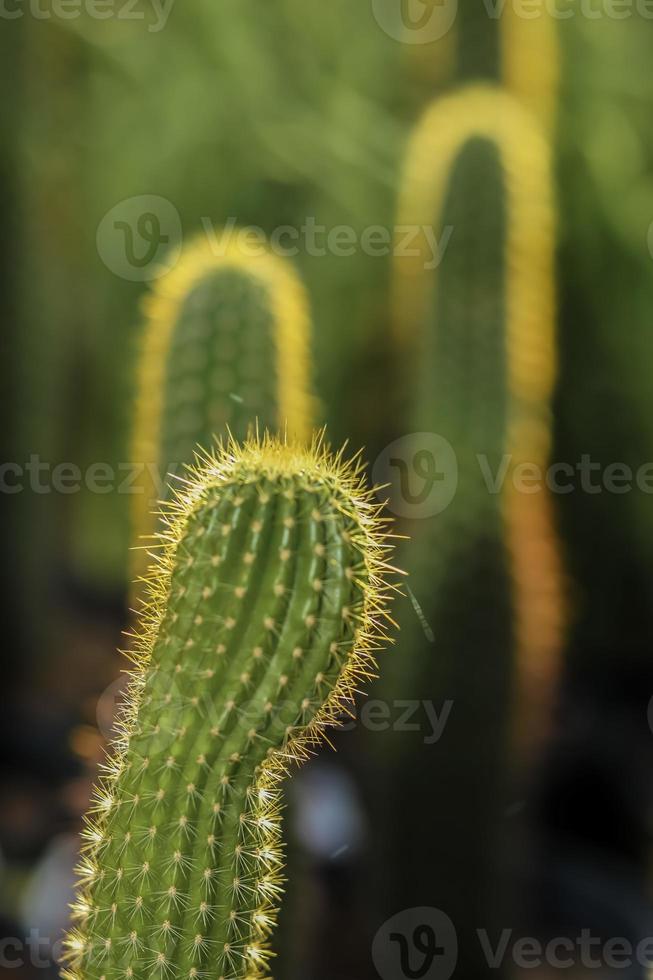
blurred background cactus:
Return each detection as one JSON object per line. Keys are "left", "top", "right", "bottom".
{"left": 131, "top": 233, "right": 315, "bottom": 578}
{"left": 4, "top": 2, "right": 653, "bottom": 979}
{"left": 373, "top": 81, "right": 564, "bottom": 978}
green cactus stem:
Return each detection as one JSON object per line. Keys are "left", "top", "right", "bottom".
{"left": 376, "top": 83, "right": 565, "bottom": 978}
{"left": 131, "top": 233, "right": 316, "bottom": 578}
{"left": 393, "top": 85, "right": 564, "bottom": 747}
{"left": 62, "top": 434, "right": 395, "bottom": 980}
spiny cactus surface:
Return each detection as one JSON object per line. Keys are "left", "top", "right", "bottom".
{"left": 132, "top": 234, "right": 315, "bottom": 561}
{"left": 64, "top": 435, "right": 394, "bottom": 980}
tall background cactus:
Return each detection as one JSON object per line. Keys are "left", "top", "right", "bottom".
{"left": 131, "top": 234, "right": 316, "bottom": 575}
{"left": 373, "top": 82, "right": 565, "bottom": 978}
{"left": 63, "top": 435, "right": 394, "bottom": 980}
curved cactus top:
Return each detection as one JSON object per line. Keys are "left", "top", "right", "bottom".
{"left": 131, "top": 233, "right": 316, "bottom": 559}
{"left": 393, "top": 83, "right": 564, "bottom": 752}
{"left": 63, "top": 434, "right": 396, "bottom": 980}
{"left": 395, "top": 83, "right": 556, "bottom": 455}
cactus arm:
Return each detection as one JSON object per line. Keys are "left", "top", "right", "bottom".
{"left": 63, "top": 435, "right": 395, "bottom": 980}
{"left": 131, "top": 234, "right": 316, "bottom": 568}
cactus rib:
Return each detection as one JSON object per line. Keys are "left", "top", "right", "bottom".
{"left": 63, "top": 434, "right": 395, "bottom": 980}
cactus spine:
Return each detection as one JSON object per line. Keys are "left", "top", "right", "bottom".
{"left": 131, "top": 233, "right": 316, "bottom": 568}
{"left": 63, "top": 435, "right": 394, "bottom": 980}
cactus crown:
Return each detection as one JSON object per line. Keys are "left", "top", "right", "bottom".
{"left": 63, "top": 434, "right": 395, "bottom": 980}
{"left": 131, "top": 233, "right": 316, "bottom": 553}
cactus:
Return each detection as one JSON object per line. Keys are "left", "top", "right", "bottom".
{"left": 406, "top": 3, "right": 558, "bottom": 133}
{"left": 500, "top": 4, "right": 559, "bottom": 132}
{"left": 376, "top": 83, "right": 564, "bottom": 976}
{"left": 62, "top": 434, "right": 394, "bottom": 980}
{"left": 131, "top": 233, "right": 316, "bottom": 572}
{"left": 393, "top": 84, "right": 564, "bottom": 744}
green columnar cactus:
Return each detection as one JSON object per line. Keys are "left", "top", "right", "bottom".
{"left": 393, "top": 85, "right": 564, "bottom": 744}
{"left": 131, "top": 233, "right": 316, "bottom": 575}
{"left": 63, "top": 435, "right": 394, "bottom": 980}
{"left": 379, "top": 84, "right": 564, "bottom": 977}
{"left": 456, "top": 0, "right": 501, "bottom": 82}
{"left": 407, "top": 3, "right": 558, "bottom": 134}
{"left": 500, "top": 4, "right": 559, "bottom": 132}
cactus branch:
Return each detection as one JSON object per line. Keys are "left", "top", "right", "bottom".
{"left": 63, "top": 434, "right": 396, "bottom": 980}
